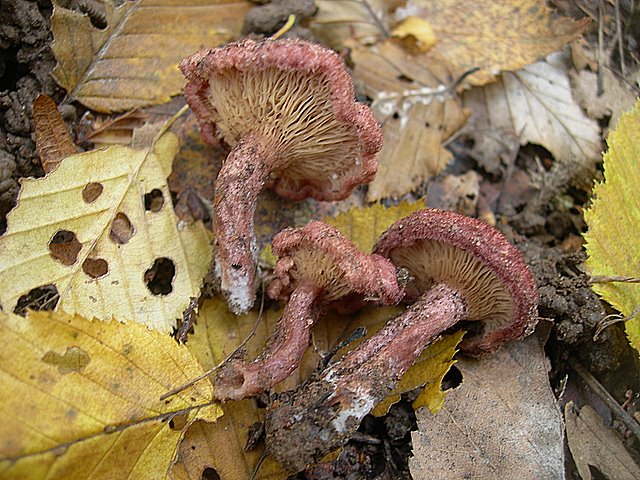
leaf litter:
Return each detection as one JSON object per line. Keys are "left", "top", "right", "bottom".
{"left": 1, "top": 0, "right": 640, "bottom": 479}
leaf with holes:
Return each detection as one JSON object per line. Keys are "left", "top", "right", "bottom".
{"left": 0, "top": 309, "right": 222, "bottom": 479}
{"left": 0, "top": 131, "right": 211, "bottom": 333}
{"left": 51, "top": 0, "right": 250, "bottom": 112}
{"left": 584, "top": 99, "right": 640, "bottom": 352}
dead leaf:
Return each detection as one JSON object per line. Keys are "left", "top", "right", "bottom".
{"left": 33, "top": 95, "right": 77, "bottom": 174}
{"left": 464, "top": 52, "right": 602, "bottom": 191}
{"left": 76, "top": 109, "right": 149, "bottom": 147}
{"left": 51, "top": 0, "right": 251, "bottom": 112}
{"left": 565, "top": 402, "right": 640, "bottom": 480}
{"left": 0, "top": 131, "right": 212, "bottom": 333}
{"left": 173, "top": 401, "right": 286, "bottom": 480}
{"left": 391, "top": 16, "right": 437, "bottom": 53}
{"left": 312, "top": 0, "right": 391, "bottom": 48}
{"left": 400, "top": 0, "right": 590, "bottom": 86}
{"left": 571, "top": 67, "right": 638, "bottom": 131}
{"left": 424, "top": 171, "right": 481, "bottom": 217}
{"left": 0, "top": 310, "right": 222, "bottom": 479}
{"left": 410, "top": 332, "right": 564, "bottom": 479}
{"left": 350, "top": 41, "right": 469, "bottom": 201}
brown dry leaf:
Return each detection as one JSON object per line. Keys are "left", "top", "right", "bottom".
{"left": 571, "top": 67, "right": 638, "bottom": 131}
{"left": 77, "top": 109, "right": 149, "bottom": 147}
{"left": 350, "top": 40, "right": 469, "bottom": 201}
{"left": 464, "top": 52, "right": 602, "bottom": 191}
{"left": 410, "top": 332, "right": 564, "bottom": 479}
{"left": 401, "top": 0, "right": 590, "bottom": 86}
{"left": 0, "top": 310, "right": 222, "bottom": 479}
{"left": 312, "top": 0, "right": 391, "bottom": 48}
{"left": 51, "top": 0, "right": 250, "bottom": 113}
{"left": 33, "top": 95, "right": 77, "bottom": 174}
{"left": 565, "top": 402, "right": 640, "bottom": 480}
{"left": 0, "top": 131, "right": 212, "bottom": 333}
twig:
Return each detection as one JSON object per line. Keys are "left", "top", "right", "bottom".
{"left": 614, "top": 0, "right": 626, "bottom": 77}
{"left": 361, "top": 0, "right": 389, "bottom": 37}
{"left": 249, "top": 450, "right": 268, "bottom": 480}
{"left": 160, "top": 285, "right": 267, "bottom": 401}
{"left": 590, "top": 275, "right": 640, "bottom": 283}
{"left": 568, "top": 357, "right": 640, "bottom": 440}
{"left": 597, "top": 0, "right": 605, "bottom": 96}
{"left": 593, "top": 305, "right": 640, "bottom": 340}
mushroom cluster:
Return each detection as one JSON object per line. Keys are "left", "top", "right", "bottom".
{"left": 265, "top": 209, "right": 538, "bottom": 471}
{"left": 180, "top": 37, "right": 539, "bottom": 475}
{"left": 181, "top": 38, "right": 382, "bottom": 314}
{"left": 214, "top": 221, "right": 403, "bottom": 400}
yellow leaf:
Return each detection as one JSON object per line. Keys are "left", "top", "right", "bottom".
{"left": 349, "top": 41, "right": 469, "bottom": 201}
{"left": 172, "top": 298, "right": 293, "bottom": 479}
{"left": 51, "top": 0, "right": 251, "bottom": 113}
{"left": 391, "top": 17, "right": 437, "bottom": 52}
{"left": 373, "top": 330, "right": 464, "bottom": 416}
{"left": 396, "top": 0, "right": 589, "bottom": 86}
{"left": 0, "top": 132, "right": 212, "bottom": 333}
{"left": 322, "top": 200, "right": 426, "bottom": 253}
{"left": 0, "top": 310, "right": 222, "bottom": 479}
{"left": 173, "top": 401, "right": 287, "bottom": 480}
{"left": 584, "top": 99, "right": 640, "bottom": 352}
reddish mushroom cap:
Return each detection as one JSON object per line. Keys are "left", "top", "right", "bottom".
{"left": 180, "top": 38, "right": 382, "bottom": 201}
{"left": 373, "top": 209, "right": 538, "bottom": 354}
{"left": 268, "top": 221, "right": 403, "bottom": 306}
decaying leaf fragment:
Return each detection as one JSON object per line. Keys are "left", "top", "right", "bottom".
{"left": 565, "top": 402, "right": 640, "bottom": 480}
{"left": 584, "top": 99, "right": 640, "bottom": 351}
{"left": 33, "top": 95, "right": 77, "bottom": 174}
{"left": 312, "top": 0, "right": 390, "bottom": 48}
{"left": 0, "top": 310, "right": 222, "bottom": 479}
{"left": 51, "top": 0, "right": 250, "bottom": 112}
{"left": 0, "top": 132, "right": 211, "bottom": 333}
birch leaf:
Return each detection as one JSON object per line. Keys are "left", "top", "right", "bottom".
{"left": 0, "top": 132, "right": 212, "bottom": 333}
{"left": 584, "top": 99, "right": 640, "bottom": 351}
{"left": 0, "top": 310, "right": 221, "bottom": 480}
{"left": 51, "top": 0, "right": 250, "bottom": 112}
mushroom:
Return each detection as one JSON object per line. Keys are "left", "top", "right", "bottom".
{"left": 180, "top": 39, "right": 382, "bottom": 314}
{"left": 214, "top": 221, "right": 403, "bottom": 401}
{"left": 265, "top": 209, "right": 538, "bottom": 471}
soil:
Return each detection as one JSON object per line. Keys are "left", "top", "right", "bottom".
{"left": 1, "top": 1, "right": 639, "bottom": 479}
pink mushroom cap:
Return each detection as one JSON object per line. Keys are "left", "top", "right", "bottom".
{"left": 374, "top": 209, "right": 538, "bottom": 354}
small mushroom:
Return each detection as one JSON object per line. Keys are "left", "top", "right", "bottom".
{"left": 180, "top": 39, "right": 382, "bottom": 314}
{"left": 214, "top": 221, "right": 403, "bottom": 401}
{"left": 265, "top": 209, "right": 538, "bottom": 472}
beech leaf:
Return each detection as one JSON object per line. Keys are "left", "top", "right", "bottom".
{"left": 51, "top": 0, "right": 250, "bottom": 112}
{"left": 0, "top": 131, "right": 212, "bottom": 333}
{"left": 33, "top": 95, "right": 77, "bottom": 174}
{"left": 0, "top": 310, "right": 222, "bottom": 479}
{"left": 584, "top": 99, "right": 640, "bottom": 351}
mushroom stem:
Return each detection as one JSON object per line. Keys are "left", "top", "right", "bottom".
{"left": 265, "top": 283, "right": 467, "bottom": 472}
{"left": 214, "top": 280, "right": 322, "bottom": 400}
{"left": 214, "top": 133, "right": 275, "bottom": 314}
